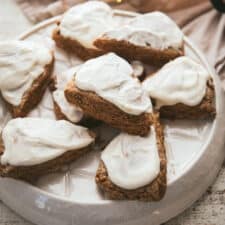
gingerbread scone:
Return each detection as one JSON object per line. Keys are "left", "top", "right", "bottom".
{"left": 142, "top": 56, "right": 216, "bottom": 119}
{"left": 95, "top": 114, "right": 167, "bottom": 201}
{"left": 94, "top": 12, "right": 184, "bottom": 65}
{"left": 65, "top": 53, "right": 153, "bottom": 136}
{"left": 0, "top": 41, "right": 54, "bottom": 117}
{"left": 52, "top": 1, "right": 115, "bottom": 60}
{"left": 0, "top": 118, "right": 95, "bottom": 181}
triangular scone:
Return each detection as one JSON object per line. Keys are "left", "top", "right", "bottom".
{"left": 142, "top": 57, "right": 216, "bottom": 119}
{"left": 95, "top": 113, "right": 166, "bottom": 201}
{"left": 0, "top": 41, "right": 54, "bottom": 117}
{"left": 65, "top": 53, "right": 153, "bottom": 136}
{"left": 0, "top": 118, "right": 95, "bottom": 181}
{"left": 94, "top": 12, "right": 184, "bottom": 65}
{"left": 52, "top": 1, "right": 115, "bottom": 60}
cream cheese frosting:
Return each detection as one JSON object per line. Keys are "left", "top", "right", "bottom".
{"left": 53, "top": 67, "right": 83, "bottom": 123}
{"left": 0, "top": 40, "right": 53, "bottom": 106}
{"left": 101, "top": 126, "right": 160, "bottom": 190}
{"left": 142, "top": 56, "right": 211, "bottom": 107}
{"left": 75, "top": 53, "right": 152, "bottom": 115}
{"left": 59, "top": 1, "right": 115, "bottom": 49}
{"left": 1, "top": 118, "right": 94, "bottom": 166}
{"left": 102, "top": 11, "right": 183, "bottom": 50}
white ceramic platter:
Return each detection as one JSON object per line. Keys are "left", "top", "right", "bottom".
{"left": 0, "top": 10, "right": 224, "bottom": 225}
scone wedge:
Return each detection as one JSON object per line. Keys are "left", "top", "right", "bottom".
{"left": 0, "top": 41, "right": 54, "bottom": 118}
{"left": 94, "top": 12, "right": 184, "bottom": 65}
{"left": 52, "top": 1, "right": 114, "bottom": 60}
{"left": 158, "top": 80, "right": 215, "bottom": 119}
{"left": 0, "top": 118, "right": 95, "bottom": 181}
{"left": 65, "top": 82, "right": 152, "bottom": 136}
{"left": 65, "top": 53, "right": 153, "bottom": 136}
{"left": 95, "top": 113, "right": 167, "bottom": 201}
{"left": 8, "top": 61, "right": 54, "bottom": 118}
{"left": 142, "top": 57, "right": 216, "bottom": 120}
{"left": 53, "top": 27, "right": 104, "bottom": 60}
{"left": 94, "top": 38, "right": 184, "bottom": 66}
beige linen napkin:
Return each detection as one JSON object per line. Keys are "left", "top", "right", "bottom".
{"left": 16, "top": 0, "right": 225, "bottom": 87}
{"left": 169, "top": 2, "right": 225, "bottom": 87}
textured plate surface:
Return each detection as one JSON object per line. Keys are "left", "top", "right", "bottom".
{"left": 0, "top": 10, "right": 224, "bottom": 225}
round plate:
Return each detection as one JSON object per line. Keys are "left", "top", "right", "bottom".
{"left": 0, "top": 10, "right": 225, "bottom": 225}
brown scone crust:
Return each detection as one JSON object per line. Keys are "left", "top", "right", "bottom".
{"left": 94, "top": 37, "right": 184, "bottom": 66}
{"left": 64, "top": 80, "right": 152, "bottom": 136}
{"left": 52, "top": 26, "right": 105, "bottom": 60}
{"left": 157, "top": 79, "right": 216, "bottom": 120}
{"left": 95, "top": 113, "right": 167, "bottom": 201}
{"left": 6, "top": 58, "right": 54, "bottom": 118}
{"left": 0, "top": 132, "right": 95, "bottom": 182}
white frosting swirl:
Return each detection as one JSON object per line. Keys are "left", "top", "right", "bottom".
{"left": 1, "top": 118, "right": 94, "bottom": 166}
{"left": 101, "top": 126, "right": 160, "bottom": 190}
{"left": 102, "top": 11, "right": 183, "bottom": 50}
{"left": 75, "top": 53, "right": 152, "bottom": 115}
{"left": 59, "top": 1, "right": 115, "bottom": 49}
{"left": 0, "top": 41, "right": 53, "bottom": 106}
{"left": 142, "top": 56, "right": 210, "bottom": 107}
{"left": 53, "top": 67, "right": 83, "bottom": 123}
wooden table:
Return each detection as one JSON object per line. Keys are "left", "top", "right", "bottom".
{"left": 0, "top": 1, "right": 225, "bottom": 225}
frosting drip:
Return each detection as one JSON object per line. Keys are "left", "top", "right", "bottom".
{"left": 0, "top": 41, "right": 52, "bottom": 106}
{"left": 59, "top": 1, "right": 115, "bottom": 49}
{"left": 142, "top": 56, "right": 210, "bottom": 107}
{"left": 53, "top": 67, "right": 83, "bottom": 123}
{"left": 102, "top": 11, "right": 183, "bottom": 50}
{"left": 101, "top": 126, "right": 160, "bottom": 190}
{"left": 75, "top": 53, "right": 152, "bottom": 115}
{"left": 1, "top": 118, "right": 94, "bottom": 166}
